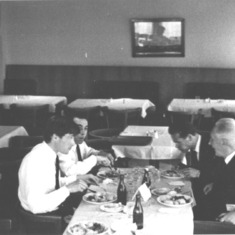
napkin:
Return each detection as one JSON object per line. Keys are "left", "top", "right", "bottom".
{"left": 138, "top": 183, "right": 151, "bottom": 202}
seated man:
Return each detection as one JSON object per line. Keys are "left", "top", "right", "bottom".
{"left": 59, "top": 116, "right": 113, "bottom": 177}
{"left": 18, "top": 116, "right": 98, "bottom": 215}
{"left": 203, "top": 118, "right": 235, "bottom": 220}
{"left": 168, "top": 121, "right": 215, "bottom": 219}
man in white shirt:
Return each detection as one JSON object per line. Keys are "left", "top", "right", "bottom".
{"left": 59, "top": 116, "right": 113, "bottom": 176}
{"left": 18, "top": 116, "right": 98, "bottom": 214}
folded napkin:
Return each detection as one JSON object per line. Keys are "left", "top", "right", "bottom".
{"left": 109, "top": 136, "right": 153, "bottom": 146}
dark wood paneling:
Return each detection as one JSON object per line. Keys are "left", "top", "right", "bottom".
{"left": 6, "top": 65, "right": 235, "bottom": 108}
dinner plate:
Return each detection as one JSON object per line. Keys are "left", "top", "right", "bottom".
{"left": 83, "top": 192, "right": 117, "bottom": 205}
{"left": 161, "top": 170, "right": 185, "bottom": 180}
{"left": 157, "top": 194, "right": 193, "bottom": 208}
{"left": 151, "top": 187, "right": 171, "bottom": 196}
{"left": 100, "top": 203, "right": 123, "bottom": 213}
{"left": 68, "top": 221, "right": 110, "bottom": 235}
{"left": 97, "top": 170, "right": 120, "bottom": 179}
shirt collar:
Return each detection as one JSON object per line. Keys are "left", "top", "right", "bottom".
{"left": 225, "top": 151, "right": 235, "bottom": 164}
{"left": 191, "top": 134, "right": 201, "bottom": 154}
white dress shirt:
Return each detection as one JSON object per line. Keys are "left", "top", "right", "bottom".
{"left": 181, "top": 135, "right": 201, "bottom": 165}
{"left": 18, "top": 142, "right": 73, "bottom": 214}
{"left": 59, "top": 141, "right": 99, "bottom": 176}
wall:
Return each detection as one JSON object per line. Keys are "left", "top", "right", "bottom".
{"left": 2, "top": 0, "right": 235, "bottom": 67}
{"left": 1, "top": 0, "right": 235, "bottom": 104}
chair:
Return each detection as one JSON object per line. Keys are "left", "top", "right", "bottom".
{"left": 18, "top": 205, "right": 63, "bottom": 235}
{"left": 89, "top": 128, "right": 122, "bottom": 140}
{"left": 4, "top": 78, "right": 38, "bottom": 95}
{"left": 9, "top": 104, "right": 50, "bottom": 135}
{"left": 211, "top": 108, "right": 235, "bottom": 123}
{"left": 9, "top": 135, "right": 43, "bottom": 149}
{"left": 102, "top": 107, "right": 142, "bottom": 129}
{"left": 194, "top": 220, "right": 235, "bottom": 234}
{"left": 0, "top": 148, "right": 28, "bottom": 234}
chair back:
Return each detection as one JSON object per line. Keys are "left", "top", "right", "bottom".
{"left": 9, "top": 135, "right": 43, "bottom": 149}
{"left": 89, "top": 128, "right": 122, "bottom": 140}
{"left": 4, "top": 79, "right": 37, "bottom": 95}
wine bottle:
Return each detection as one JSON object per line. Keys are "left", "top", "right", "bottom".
{"left": 142, "top": 168, "right": 151, "bottom": 187}
{"left": 117, "top": 174, "right": 127, "bottom": 205}
{"left": 133, "top": 193, "right": 143, "bottom": 229}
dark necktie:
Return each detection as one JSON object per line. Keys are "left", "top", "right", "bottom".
{"left": 186, "top": 149, "right": 198, "bottom": 167}
{"left": 76, "top": 144, "right": 83, "bottom": 162}
{"left": 55, "top": 155, "right": 60, "bottom": 190}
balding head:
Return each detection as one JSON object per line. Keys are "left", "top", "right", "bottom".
{"left": 210, "top": 118, "right": 235, "bottom": 158}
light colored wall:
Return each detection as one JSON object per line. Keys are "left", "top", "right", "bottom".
{"left": 2, "top": 0, "right": 235, "bottom": 68}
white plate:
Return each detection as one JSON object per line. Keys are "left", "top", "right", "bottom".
{"left": 168, "top": 181, "right": 185, "bottom": 187}
{"left": 100, "top": 203, "right": 123, "bottom": 213}
{"left": 161, "top": 170, "right": 184, "bottom": 180}
{"left": 83, "top": 192, "right": 117, "bottom": 205}
{"left": 68, "top": 221, "right": 109, "bottom": 235}
{"left": 151, "top": 187, "right": 171, "bottom": 196}
{"left": 157, "top": 194, "right": 193, "bottom": 208}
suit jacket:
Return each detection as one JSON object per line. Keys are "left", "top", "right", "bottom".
{"left": 209, "top": 155, "right": 235, "bottom": 217}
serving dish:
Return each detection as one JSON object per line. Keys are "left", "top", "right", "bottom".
{"left": 161, "top": 170, "right": 184, "bottom": 180}
{"left": 83, "top": 192, "right": 117, "bottom": 205}
{"left": 100, "top": 203, "right": 123, "bottom": 213}
{"left": 97, "top": 170, "right": 120, "bottom": 179}
{"left": 151, "top": 187, "right": 171, "bottom": 196}
{"left": 68, "top": 221, "right": 109, "bottom": 235}
{"left": 157, "top": 193, "right": 193, "bottom": 208}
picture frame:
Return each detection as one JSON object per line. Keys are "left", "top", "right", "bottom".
{"left": 131, "top": 18, "right": 185, "bottom": 57}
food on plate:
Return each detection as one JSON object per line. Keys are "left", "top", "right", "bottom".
{"left": 100, "top": 203, "right": 123, "bottom": 213}
{"left": 98, "top": 170, "right": 120, "bottom": 178}
{"left": 158, "top": 193, "right": 192, "bottom": 207}
{"left": 84, "top": 192, "right": 116, "bottom": 204}
{"left": 162, "top": 170, "right": 184, "bottom": 178}
{"left": 69, "top": 221, "right": 108, "bottom": 235}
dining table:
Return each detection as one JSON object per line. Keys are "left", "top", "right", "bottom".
{"left": 0, "top": 125, "right": 28, "bottom": 148}
{"left": 112, "top": 125, "right": 183, "bottom": 161}
{"left": 167, "top": 98, "right": 235, "bottom": 117}
{"left": 0, "top": 95, "right": 67, "bottom": 113}
{"left": 63, "top": 167, "right": 194, "bottom": 235}
{"left": 67, "top": 98, "right": 155, "bottom": 119}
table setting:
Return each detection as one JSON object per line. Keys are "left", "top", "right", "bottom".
{"left": 63, "top": 167, "right": 194, "bottom": 235}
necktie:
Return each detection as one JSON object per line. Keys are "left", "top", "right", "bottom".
{"left": 186, "top": 149, "right": 198, "bottom": 167}
{"left": 76, "top": 144, "right": 83, "bottom": 162}
{"left": 55, "top": 155, "right": 60, "bottom": 190}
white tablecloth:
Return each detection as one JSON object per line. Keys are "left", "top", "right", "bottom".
{"left": 112, "top": 126, "right": 183, "bottom": 160}
{"left": 0, "top": 95, "right": 67, "bottom": 113}
{"left": 63, "top": 168, "right": 193, "bottom": 235}
{"left": 68, "top": 98, "right": 155, "bottom": 118}
{"left": 0, "top": 125, "right": 28, "bottom": 148}
{"left": 168, "top": 98, "right": 235, "bottom": 117}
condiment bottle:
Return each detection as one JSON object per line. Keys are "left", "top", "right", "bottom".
{"left": 142, "top": 168, "right": 151, "bottom": 187}
{"left": 133, "top": 193, "right": 143, "bottom": 230}
{"left": 117, "top": 174, "right": 127, "bottom": 205}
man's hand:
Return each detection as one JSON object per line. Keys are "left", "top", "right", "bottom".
{"left": 77, "top": 174, "right": 99, "bottom": 186}
{"left": 98, "top": 152, "right": 115, "bottom": 166}
{"left": 180, "top": 167, "right": 200, "bottom": 178}
{"left": 66, "top": 179, "right": 88, "bottom": 193}
{"left": 217, "top": 211, "right": 235, "bottom": 224}
{"left": 96, "top": 156, "right": 111, "bottom": 167}
{"left": 203, "top": 182, "right": 214, "bottom": 195}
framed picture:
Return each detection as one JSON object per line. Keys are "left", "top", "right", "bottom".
{"left": 131, "top": 18, "right": 185, "bottom": 57}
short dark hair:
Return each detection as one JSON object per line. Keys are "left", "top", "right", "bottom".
{"left": 168, "top": 121, "right": 197, "bottom": 138}
{"left": 43, "top": 116, "right": 78, "bottom": 143}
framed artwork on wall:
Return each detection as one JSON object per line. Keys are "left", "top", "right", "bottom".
{"left": 131, "top": 18, "right": 185, "bottom": 57}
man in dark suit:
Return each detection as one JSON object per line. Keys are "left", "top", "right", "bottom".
{"left": 168, "top": 121, "right": 215, "bottom": 219}
{"left": 203, "top": 118, "right": 235, "bottom": 221}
